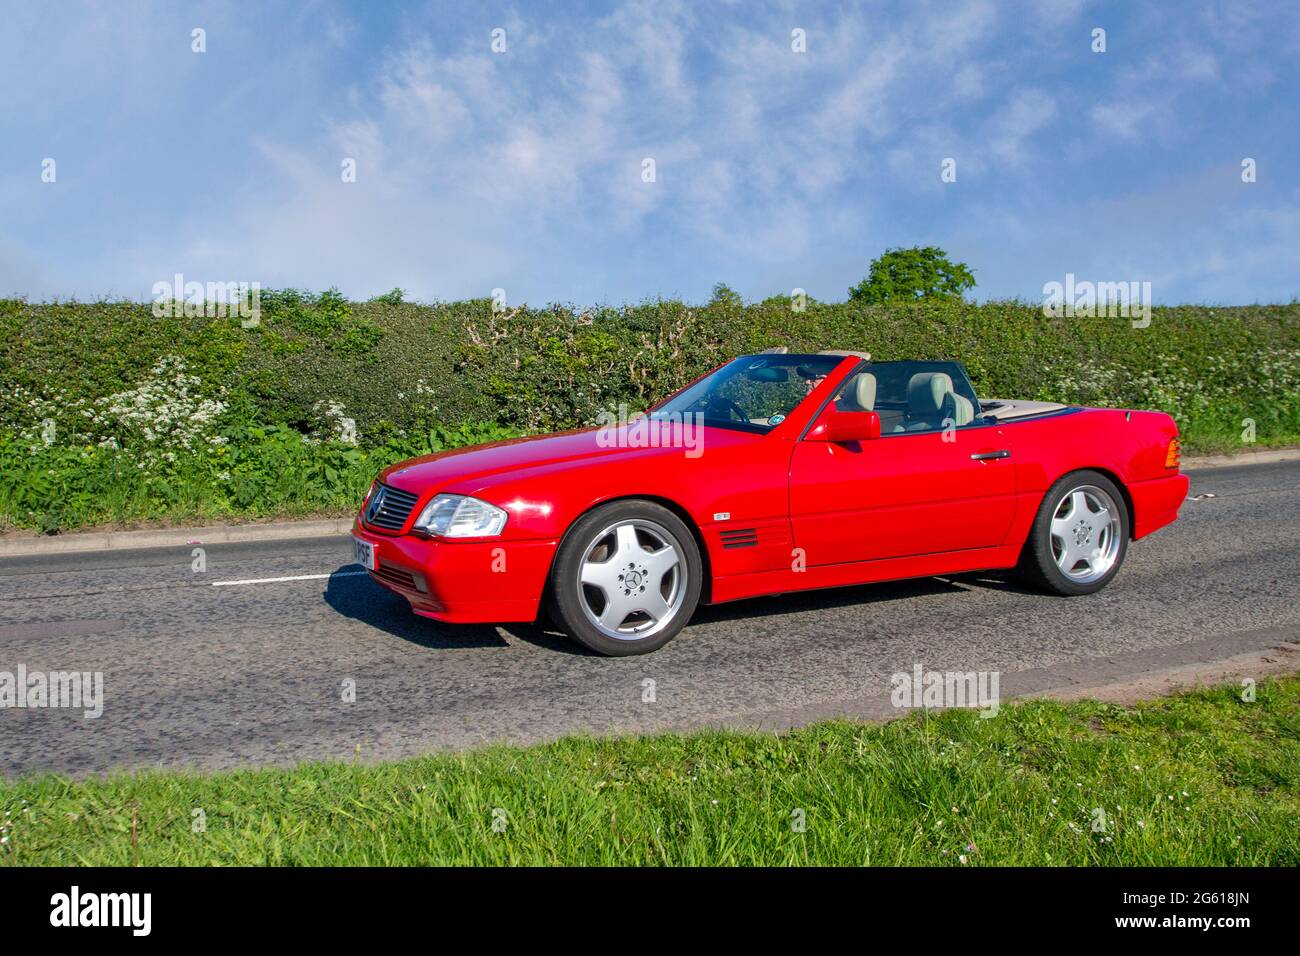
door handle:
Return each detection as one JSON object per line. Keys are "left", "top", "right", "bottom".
{"left": 971, "top": 449, "right": 1011, "bottom": 461}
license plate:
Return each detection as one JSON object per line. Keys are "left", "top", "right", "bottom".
{"left": 352, "top": 535, "right": 376, "bottom": 571}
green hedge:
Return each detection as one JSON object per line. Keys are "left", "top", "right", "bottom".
{"left": 1, "top": 294, "right": 1297, "bottom": 530}
{"left": 4, "top": 294, "right": 1298, "bottom": 437}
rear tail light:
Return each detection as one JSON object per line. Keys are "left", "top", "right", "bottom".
{"left": 1164, "top": 438, "right": 1181, "bottom": 469}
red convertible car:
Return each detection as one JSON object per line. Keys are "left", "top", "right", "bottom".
{"left": 351, "top": 352, "right": 1188, "bottom": 655}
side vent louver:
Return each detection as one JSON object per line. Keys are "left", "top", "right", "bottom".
{"left": 720, "top": 528, "right": 759, "bottom": 549}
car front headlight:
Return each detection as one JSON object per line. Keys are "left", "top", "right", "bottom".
{"left": 412, "top": 494, "right": 508, "bottom": 538}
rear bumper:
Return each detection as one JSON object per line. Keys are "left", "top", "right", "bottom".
{"left": 352, "top": 521, "right": 557, "bottom": 623}
{"left": 1129, "top": 472, "right": 1190, "bottom": 540}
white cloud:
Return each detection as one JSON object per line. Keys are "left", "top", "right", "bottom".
{"left": 1088, "top": 98, "right": 1162, "bottom": 142}
{"left": 986, "top": 89, "right": 1058, "bottom": 163}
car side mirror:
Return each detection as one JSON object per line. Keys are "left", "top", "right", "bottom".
{"left": 806, "top": 409, "right": 881, "bottom": 443}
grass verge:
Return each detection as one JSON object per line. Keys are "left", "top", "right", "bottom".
{"left": 2, "top": 677, "right": 1297, "bottom": 866}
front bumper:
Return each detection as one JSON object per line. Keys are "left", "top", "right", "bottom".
{"left": 352, "top": 520, "right": 558, "bottom": 623}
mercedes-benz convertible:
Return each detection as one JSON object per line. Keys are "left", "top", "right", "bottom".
{"left": 351, "top": 352, "right": 1188, "bottom": 655}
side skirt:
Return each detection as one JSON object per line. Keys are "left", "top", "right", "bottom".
{"left": 707, "top": 544, "right": 1023, "bottom": 605}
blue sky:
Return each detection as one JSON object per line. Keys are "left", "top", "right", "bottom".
{"left": 2, "top": 0, "right": 1298, "bottom": 305}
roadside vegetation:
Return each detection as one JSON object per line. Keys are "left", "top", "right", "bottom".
{"left": 1, "top": 677, "right": 1296, "bottom": 866}
{"left": 2, "top": 291, "right": 1298, "bottom": 533}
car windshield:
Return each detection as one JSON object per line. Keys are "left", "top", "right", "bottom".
{"left": 650, "top": 354, "right": 845, "bottom": 433}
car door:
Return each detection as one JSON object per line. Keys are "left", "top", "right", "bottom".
{"left": 788, "top": 369, "right": 1018, "bottom": 566}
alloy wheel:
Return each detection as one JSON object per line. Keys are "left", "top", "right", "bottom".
{"left": 576, "top": 519, "right": 688, "bottom": 640}
{"left": 1049, "top": 484, "right": 1122, "bottom": 584}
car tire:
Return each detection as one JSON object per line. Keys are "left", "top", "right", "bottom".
{"left": 548, "top": 500, "right": 702, "bottom": 656}
{"left": 1018, "top": 469, "right": 1129, "bottom": 596}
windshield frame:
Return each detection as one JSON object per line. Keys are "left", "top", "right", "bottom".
{"left": 649, "top": 354, "right": 851, "bottom": 435}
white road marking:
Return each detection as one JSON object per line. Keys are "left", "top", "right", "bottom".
{"left": 211, "top": 570, "right": 369, "bottom": 587}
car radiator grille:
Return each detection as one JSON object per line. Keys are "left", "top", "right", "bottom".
{"left": 364, "top": 485, "right": 421, "bottom": 532}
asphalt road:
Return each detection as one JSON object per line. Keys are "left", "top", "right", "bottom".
{"left": 1, "top": 461, "right": 1297, "bottom": 778}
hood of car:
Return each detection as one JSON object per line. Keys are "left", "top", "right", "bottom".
{"left": 378, "top": 425, "right": 756, "bottom": 497}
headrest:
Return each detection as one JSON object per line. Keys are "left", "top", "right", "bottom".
{"left": 852, "top": 372, "right": 876, "bottom": 411}
{"left": 906, "top": 372, "right": 954, "bottom": 415}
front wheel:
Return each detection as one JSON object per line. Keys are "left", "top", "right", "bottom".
{"left": 548, "top": 500, "right": 702, "bottom": 656}
{"left": 1019, "top": 470, "right": 1129, "bottom": 596}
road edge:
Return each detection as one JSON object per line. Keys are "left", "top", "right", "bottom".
{"left": 0, "top": 518, "right": 355, "bottom": 558}
{"left": 1179, "top": 445, "right": 1300, "bottom": 470}
{"left": 2, "top": 446, "right": 1296, "bottom": 558}
{"left": 694, "top": 629, "right": 1300, "bottom": 739}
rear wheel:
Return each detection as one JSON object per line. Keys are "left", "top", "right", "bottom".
{"left": 548, "top": 500, "right": 702, "bottom": 656}
{"left": 1019, "top": 470, "right": 1128, "bottom": 596}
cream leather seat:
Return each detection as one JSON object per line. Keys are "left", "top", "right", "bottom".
{"left": 838, "top": 371, "right": 876, "bottom": 412}
{"left": 948, "top": 390, "right": 975, "bottom": 426}
{"left": 894, "top": 372, "right": 974, "bottom": 431}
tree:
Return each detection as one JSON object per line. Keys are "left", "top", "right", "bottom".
{"left": 848, "top": 247, "right": 976, "bottom": 304}
{"left": 710, "top": 282, "right": 743, "bottom": 306}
